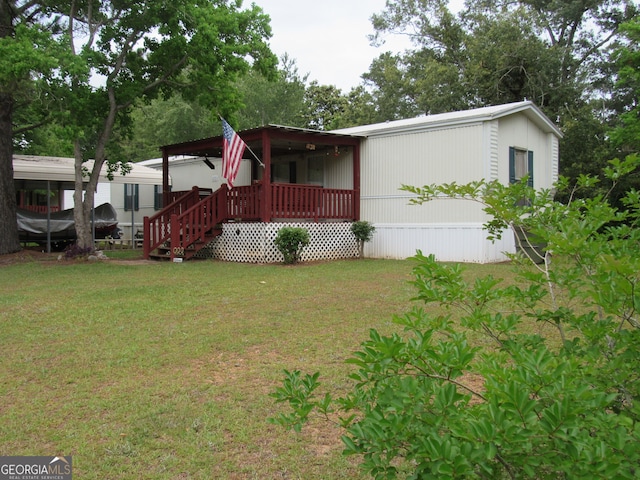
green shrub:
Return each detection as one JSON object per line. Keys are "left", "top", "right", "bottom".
{"left": 271, "top": 155, "right": 640, "bottom": 479}
{"left": 351, "top": 221, "right": 376, "bottom": 258}
{"left": 274, "top": 227, "right": 310, "bottom": 264}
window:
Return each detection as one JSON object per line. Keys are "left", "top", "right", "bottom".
{"left": 509, "top": 147, "right": 534, "bottom": 186}
{"left": 124, "top": 184, "right": 139, "bottom": 211}
{"left": 272, "top": 162, "right": 296, "bottom": 183}
{"left": 153, "top": 185, "right": 163, "bottom": 210}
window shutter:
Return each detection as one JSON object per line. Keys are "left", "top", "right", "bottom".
{"left": 124, "top": 185, "right": 130, "bottom": 211}
{"left": 509, "top": 147, "right": 516, "bottom": 184}
{"left": 125, "top": 184, "right": 140, "bottom": 211}
{"left": 527, "top": 151, "right": 534, "bottom": 187}
{"left": 154, "top": 185, "right": 162, "bottom": 210}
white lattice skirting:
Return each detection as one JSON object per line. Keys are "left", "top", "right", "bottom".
{"left": 196, "top": 222, "right": 359, "bottom": 263}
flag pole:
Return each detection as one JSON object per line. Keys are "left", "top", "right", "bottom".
{"left": 245, "top": 144, "right": 265, "bottom": 168}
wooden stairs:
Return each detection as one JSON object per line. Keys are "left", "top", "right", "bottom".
{"left": 143, "top": 186, "right": 228, "bottom": 261}
{"left": 148, "top": 225, "right": 223, "bottom": 260}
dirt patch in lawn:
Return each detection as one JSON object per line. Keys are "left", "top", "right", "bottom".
{"left": 0, "top": 247, "right": 157, "bottom": 266}
{"left": 0, "top": 247, "right": 58, "bottom": 266}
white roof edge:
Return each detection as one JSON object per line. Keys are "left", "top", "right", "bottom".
{"left": 332, "top": 101, "right": 563, "bottom": 138}
{"left": 139, "top": 155, "right": 209, "bottom": 168}
{"left": 13, "top": 155, "right": 167, "bottom": 185}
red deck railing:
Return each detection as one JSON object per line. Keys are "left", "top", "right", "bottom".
{"left": 227, "top": 183, "right": 262, "bottom": 220}
{"left": 270, "top": 184, "right": 354, "bottom": 221}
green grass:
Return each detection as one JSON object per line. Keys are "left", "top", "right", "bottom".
{"left": 0, "top": 254, "right": 515, "bottom": 479}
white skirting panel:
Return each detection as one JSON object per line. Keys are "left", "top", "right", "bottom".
{"left": 198, "top": 222, "right": 359, "bottom": 263}
{"left": 365, "top": 223, "right": 515, "bottom": 263}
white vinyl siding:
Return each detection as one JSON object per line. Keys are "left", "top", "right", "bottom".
{"left": 364, "top": 223, "right": 514, "bottom": 263}
{"left": 353, "top": 110, "right": 560, "bottom": 263}
{"left": 361, "top": 124, "right": 486, "bottom": 225}
{"left": 497, "top": 115, "right": 555, "bottom": 190}
{"left": 323, "top": 150, "right": 353, "bottom": 189}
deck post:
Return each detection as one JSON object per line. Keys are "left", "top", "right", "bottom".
{"left": 353, "top": 143, "right": 361, "bottom": 221}
{"left": 162, "top": 148, "right": 170, "bottom": 208}
{"left": 143, "top": 216, "right": 150, "bottom": 259}
{"left": 261, "top": 130, "right": 271, "bottom": 223}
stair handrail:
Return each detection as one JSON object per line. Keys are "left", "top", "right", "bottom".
{"left": 143, "top": 186, "right": 202, "bottom": 259}
{"left": 168, "top": 186, "right": 228, "bottom": 260}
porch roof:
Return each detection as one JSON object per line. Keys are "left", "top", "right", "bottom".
{"left": 159, "top": 124, "right": 364, "bottom": 158}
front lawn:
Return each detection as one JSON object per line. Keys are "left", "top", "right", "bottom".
{"left": 0, "top": 254, "right": 512, "bottom": 479}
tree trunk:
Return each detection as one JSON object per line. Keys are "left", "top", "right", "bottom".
{"left": 0, "top": 93, "right": 21, "bottom": 255}
{"left": 0, "top": 1, "right": 21, "bottom": 255}
{"left": 72, "top": 99, "right": 114, "bottom": 250}
{"left": 72, "top": 140, "right": 97, "bottom": 250}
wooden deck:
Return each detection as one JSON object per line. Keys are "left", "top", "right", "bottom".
{"left": 143, "top": 184, "right": 356, "bottom": 260}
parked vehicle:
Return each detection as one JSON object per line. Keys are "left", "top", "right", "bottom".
{"left": 17, "top": 203, "right": 120, "bottom": 250}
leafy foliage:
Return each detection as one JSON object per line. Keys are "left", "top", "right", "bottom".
{"left": 4, "top": 0, "right": 277, "bottom": 249}
{"left": 368, "top": 0, "right": 636, "bottom": 114}
{"left": 303, "top": 81, "right": 348, "bottom": 131}
{"left": 351, "top": 221, "right": 376, "bottom": 243}
{"left": 236, "top": 54, "right": 309, "bottom": 130}
{"left": 271, "top": 155, "right": 640, "bottom": 478}
{"left": 274, "top": 227, "right": 310, "bottom": 265}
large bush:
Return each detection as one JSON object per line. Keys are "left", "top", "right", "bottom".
{"left": 271, "top": 155, "right": 640, "bottom": 479}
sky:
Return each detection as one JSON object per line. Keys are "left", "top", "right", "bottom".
{"left": 252, "top": 0, "right": 465, "bottom": 92}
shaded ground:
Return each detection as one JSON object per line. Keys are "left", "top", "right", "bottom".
{"left": 0, "top": 247, "right": 57, "bottom": 266}
{"left": 0, "top": 246, "right": 155, "bottom": 266}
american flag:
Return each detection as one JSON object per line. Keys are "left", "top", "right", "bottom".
{"left": 221, "top": 118, "right": 246, "bottom": 188}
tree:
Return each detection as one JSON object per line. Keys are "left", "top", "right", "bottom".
{"left": 68, "top": 0, "right": 277, "bottom": 249}
{"left": 236, "top": 53, "right": 308, "bottom": 129}
{"left": 0, "top": 2, "right": 66, "bottom": 254}
{"left": 115, "top": 94, "right": 218, "bottom": 162}
{"left": 351, "top": 220, "right": 376, "bottom": 259}
{"left": 109, "top": 54, "right": 308, "bottom": 163}
{"left": 557, "top": 16, "right": 640, "bottom": 205}
{"left": 464, "top": 11, "right": 562, "bottom": 108}
{"left": 0, "top": 1, "right": 20, "bottom": 254}
{"left": 331, "top": 85, "right": 381, "bottom": 129}
{"left": 302, "top": 81, "right": 348, "bottom": 130}
{"left": 368, "top": 0, "right": 636, "bottom": 115}
{"left": 4, "top": 0, "right": 277, "bottom": 251}
{"left": 271, "top": 156, "right": 640, "bottom": 478}
{"left": 610, "top": 17, "right": 640, "bottom": 157}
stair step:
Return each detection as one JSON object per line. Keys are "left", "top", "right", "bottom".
{"left": 147, "top": 231, "right": 221, "bottom": 261}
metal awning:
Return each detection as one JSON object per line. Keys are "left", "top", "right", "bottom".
{"left": 13, "top": 155, "right": 166, "bottom": 186}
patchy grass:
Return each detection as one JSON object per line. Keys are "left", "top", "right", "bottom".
{"left": 0, "top": 254, "right": 517, "bottom": 479}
